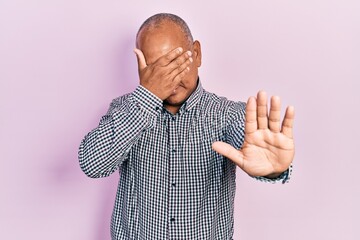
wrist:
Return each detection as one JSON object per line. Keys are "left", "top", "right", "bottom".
{"left": 132, "top": 85, "right": 163, "bottom": 114}
{"left": 140, "top": 83, "right": 167, "bottom": 101}
{"left": 264, "top": 172, "right": 283, "bottom": 179}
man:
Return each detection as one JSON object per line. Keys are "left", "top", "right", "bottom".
{"left": 79, "top": 13, "right": 294, "bottom": 239}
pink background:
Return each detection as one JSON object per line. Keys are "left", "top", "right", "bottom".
{"left": 1, "top": 0, "right": 359, "bottom": 239}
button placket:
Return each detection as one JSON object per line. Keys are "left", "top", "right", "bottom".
{"left": 168, "top": 114, "right": 179, "bottom": 233}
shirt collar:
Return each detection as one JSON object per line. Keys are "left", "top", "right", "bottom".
{"left": 179, "top": 78, "right": 204, "bottom": 114}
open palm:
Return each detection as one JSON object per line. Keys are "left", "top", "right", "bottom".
{"left": 212, "top": 91, "right": 295, "bottom": 178}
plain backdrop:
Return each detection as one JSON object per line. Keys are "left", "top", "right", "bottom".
{"left": 1, "top": 0, "right": 359, "bottom": 239}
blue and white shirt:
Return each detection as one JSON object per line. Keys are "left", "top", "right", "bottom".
{"left": 79, "top": 81, "right": 290, "bottom": 240}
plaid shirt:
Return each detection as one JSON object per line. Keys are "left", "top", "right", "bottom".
{"left": 79, "top": 81, "right": 290, "bottom": 240}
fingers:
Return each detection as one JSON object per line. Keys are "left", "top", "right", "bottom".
{"left": 167, "top": 50, "right": 192, "bottom": 70}
{"left": 257, "top": 91, "right": 268, "bottom": 129}
{"left": 149, "top": 47, "right": 192, "bottom": 80}
{"left": 247, "top": 91, "right": 294, "bottom": 137}
{"left": 281, "top": 106, "right": 295, "bottom": 138}
{"left": 133, "top": 48, "right": 147, "bottom": 72}
{"left": 134, "top": 47, "right": 185, "bottom": 71}
{"left": 269, "top": 96, "right": 281, "bottom": 133}
{"left": 171, "top": 66, "right": 190, "bottom": 89}
{"left": 160, "top": 49, "right": 193, "bottom": 89}
{"left": 212, "top": 141, "right": 244, "bottom": 169}
{"left": 156, "top": 47, "right": 184, "bottom": 66}
{"left": 168, "top": 54, "right": 192, "bottom": 81}
{"left": 245, "top": 97, "right": 258, "bottom": 134}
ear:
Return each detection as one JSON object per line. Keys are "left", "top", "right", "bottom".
{"left": 192, "top": 40, "right": 202, "bottom": 67}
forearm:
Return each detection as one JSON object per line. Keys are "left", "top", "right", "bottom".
{"left": 78, "top": 86, "right": 162, "bottom": 178}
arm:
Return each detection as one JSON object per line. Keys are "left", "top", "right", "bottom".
{"left": 78, "top": 86, "right": 162, "bottom": 178}
{"left": 79, "top": 47, "right": 193, "bottom": 178}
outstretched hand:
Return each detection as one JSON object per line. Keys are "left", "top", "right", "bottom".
{"left": 212, "top": 91, "right": 295, "bottom": 178}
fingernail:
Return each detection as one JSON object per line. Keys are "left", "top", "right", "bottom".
{"left": 177, "top": 47, "right": 183, "bottom": 53}
{"left": 189, "top": 57, "right": 193, "bottom": 63}
{"left": 187, "top": 51, "right": 192, "bottom": 57}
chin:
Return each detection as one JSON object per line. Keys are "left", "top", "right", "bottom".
{"left": 164, "top": 98, "right": 185, "bottom": 107}
{"left": 164, "top": 94, "right": 187, "bottom": 106}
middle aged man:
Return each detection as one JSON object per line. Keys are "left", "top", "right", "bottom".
{"left": 79, "top": 13, "right": 295, "bottom": 239}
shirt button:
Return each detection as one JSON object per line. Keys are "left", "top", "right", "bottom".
{"left": 170, "top": 218, "right": 175, "bottom": 222}
{"left": 171, "top": 116, "right": 176, "bottom": 121}
{"left": 172, "top": 148, "right": 176, "bottom": 152}
{"left": 171, "top": 182, "right": 176, "bottom": 187}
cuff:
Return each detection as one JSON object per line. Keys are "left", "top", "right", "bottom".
{"left": 254, "top": 164, "right": 293, "bottom": 184}
{"left": 132, "top": 85, "right": 163, "bottom": 115}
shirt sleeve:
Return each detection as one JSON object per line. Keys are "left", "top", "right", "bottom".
{"left": 225, "top": 101, "right": 292, "bottom": 184}
{"left": 78, "top": 85, "right": 163, "bottom": 178}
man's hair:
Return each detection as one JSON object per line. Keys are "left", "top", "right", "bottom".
{"left": 136, "top": 13, "right": 194, "bottom": 43}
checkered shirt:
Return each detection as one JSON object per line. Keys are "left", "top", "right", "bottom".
{"left": 79, "top": 81, "right": 291, "bottom": 240}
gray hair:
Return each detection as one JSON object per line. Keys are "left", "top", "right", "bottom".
{"left": 136, "top": 13, "right": 194, "bottom": 44}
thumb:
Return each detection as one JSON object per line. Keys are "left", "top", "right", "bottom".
{"left": 134, "top": 48, "right": 147, "bottom": 72}
{"left": 212, "top": 141, "right": 244, "bottom": 169}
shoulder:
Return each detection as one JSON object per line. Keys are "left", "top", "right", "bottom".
{"left": 106, "top": 92, "right": 132, "bottom": 114}
{"left": 109, "top": 92, "right": 132, "bottom": 107}
{"left": 200, "top": 90, "right": 246, "bottom": 116}
{"left": 111, "top": 92, "right": 132, "bottom": 105}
